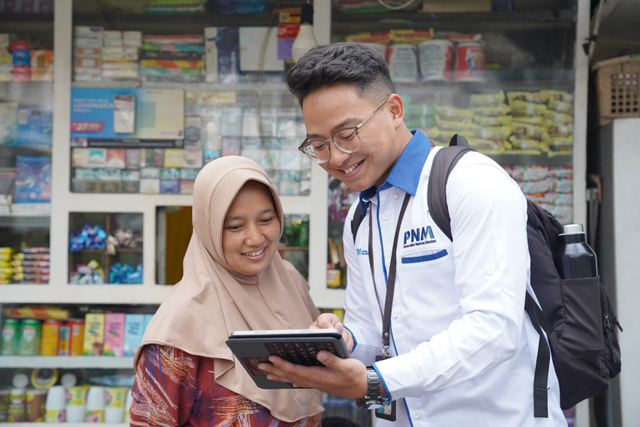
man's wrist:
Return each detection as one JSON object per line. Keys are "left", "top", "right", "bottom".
{"left": 355, "top": 366, "right": 386, "bottom": 409}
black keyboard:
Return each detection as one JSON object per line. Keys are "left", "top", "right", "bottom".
{"left": 265, "top": 341, "right": 339, "bottom": 366}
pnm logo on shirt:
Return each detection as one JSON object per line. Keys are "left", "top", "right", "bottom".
{"left": 356, "top": 248, "right": 369, "bottom": 256}
{"left": 403, "top": 226, "right": 436, "bottom": 248}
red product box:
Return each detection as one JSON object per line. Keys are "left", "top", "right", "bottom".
{"left": 10, "top": 41, "right": 29, "bottom": 51}
{"left": 12, "top": 65, "right": 30, "bottom": 82}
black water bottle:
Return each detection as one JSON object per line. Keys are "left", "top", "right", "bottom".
{"left": 553, "top": 223, "right": 598, "bottom": 279}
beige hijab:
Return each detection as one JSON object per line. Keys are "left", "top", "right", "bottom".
{"left": 136, "top": 156, "right": 323, "bottom": 422}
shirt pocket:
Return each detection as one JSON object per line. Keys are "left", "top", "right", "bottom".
{"left": 401, "top": 248, "right": 448, "bottom": 264}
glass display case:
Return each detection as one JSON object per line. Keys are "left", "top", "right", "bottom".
{"left": 0, "top": 8, "right": 54, "bottom": 285}
{"left": 0, "top": 0, "right": 592, "bottom": 424}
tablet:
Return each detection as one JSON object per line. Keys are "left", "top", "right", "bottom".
{"left": 226, "top": 328, "right": 350, "bottom": 389}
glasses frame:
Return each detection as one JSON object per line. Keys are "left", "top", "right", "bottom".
{"left": 298, "top": 97, "right": 389, "bottom": 164}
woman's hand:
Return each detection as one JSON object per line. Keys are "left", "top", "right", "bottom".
{"left": 310, "top": 313, "right": 354, "bottom": 353}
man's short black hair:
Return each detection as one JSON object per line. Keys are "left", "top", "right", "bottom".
{"left": 286, "top": 42, "right": 396, "bottom": 107}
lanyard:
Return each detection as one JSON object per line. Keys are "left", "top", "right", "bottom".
{"left": 367, "top": 192, "right": 411, "bottom": 358}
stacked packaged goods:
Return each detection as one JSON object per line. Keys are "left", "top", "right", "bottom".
{"left": 101, "top": 31, "right": 141, "bottom": 80}
{"left": 140, "top": 34, "right": 205, "bottom": 83}
{"left": 73, "top": 27, "right": 103, "bottom": 82}
{"left": 143, "top": 0, "right": 206, "bottom": 13}
{"left": 0, "top": 248, "right": 50, "bottom": 284}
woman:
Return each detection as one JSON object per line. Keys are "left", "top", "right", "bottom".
{"left": 131, "top": 156, "right": 323, "bottom": 426}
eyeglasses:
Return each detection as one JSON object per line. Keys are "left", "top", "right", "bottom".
{"left": 298, "top": 98, "right": 389, "bottom": 164}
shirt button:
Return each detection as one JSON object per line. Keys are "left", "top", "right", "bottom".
{"left": 382, "top": 213, "right": 389, "bottom": 220}
{"left": 487, "top": 267, "right": 495, "bottom": 275}
{"left": 414, "top": 411, "right": 421, "bottom": 419}
{"left": 393, "top": 194, "right": 399, "bottom": 200}
{"left": 392, "top": 310, "right": 397, "bottom": 318}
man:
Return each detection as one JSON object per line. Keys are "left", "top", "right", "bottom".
{"left": 260, "top": 42, "right": 566, "bottom": 426}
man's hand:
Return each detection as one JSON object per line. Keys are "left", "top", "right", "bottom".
{"left": 258, "top": 351, "right": 368, "bottom": 399}
{"left": 310, "top": 313, "right": 355, "bottom": 352}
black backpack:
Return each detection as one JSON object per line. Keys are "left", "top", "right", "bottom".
{"left": 350, "top": 134, "right": 622, "bottom": 417}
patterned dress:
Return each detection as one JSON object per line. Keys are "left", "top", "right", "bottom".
{"left": 131, "top": 344, "right": 322, "bottom": 427}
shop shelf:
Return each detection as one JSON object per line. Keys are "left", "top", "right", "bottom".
{"left": 487, "top": 153, "right": 572, "bottom": 166}
{"left": 0, "top": 355, "right": 133, "bottom": 369}
{"left": 71, "top": 80, "right": 288, "bottom": 92}
{"left": 72, "top": 11, "right": 279, "bottom": 33}
{"left": 332, "top": 9, "right": 576, "bottom": 33}
{"left": 0, "top": 203, "right": 51, "bottom": 217}
{"left": 0, "top": 13, "right": 53, "bottom": 34}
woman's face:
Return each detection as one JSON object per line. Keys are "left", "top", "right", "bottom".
{"left": 222, "top": 181, "right": 281, "bottom": 276}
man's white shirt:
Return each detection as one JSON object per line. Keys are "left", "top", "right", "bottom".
{"left": 343, "top": 130, "right": 567, "bottom": 427}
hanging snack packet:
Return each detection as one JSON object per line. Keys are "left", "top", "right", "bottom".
{"left": 473, "top": 125, "right": 512, "bottom": 140}
{"left": 473, "top": 115, "right": 513, "bottom": 127}
{"left": 472, "top": 104, "right": 511, "bottom": 117}
{"left": 510, "top": 100, "right": 548, "bottom": 116}
{"left": 540, "top": 89, "right": 573, "bottom": 103}
{"left": 436, "top": 106, "right": 474, "bottom": 121}
{"left": 470, "top": 91, "right": 506, "bottom": 107}
{"left": 543, "top": 110, "right": 573, "bottom": 124}
{"left": 506, "top": 91, "right": 545, "bottom": 104}
{"left": 548, "top": 99, "right": 573, "bottom": 114}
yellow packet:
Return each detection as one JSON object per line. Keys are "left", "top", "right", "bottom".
{"left": 345, "top": 31, "right": 391, "bottom": 44}
{"left": 548, "top": 99, "right": 573, "bottom": 114}
{"left": 540, "top": 90, "right": 574, "bottom": 103}
{"left": 436, "top": 116, "right": 473, "bottom": 132}
{"left": 506, "top": 91, "right": 545, "bottom": 104}
{"left": 474, "top": 126, "right": 512, "bottom": 140}
{"left": 467, "top": 138, "right": 506, "bottom": 154}
{"left": 513, "top": 116, "right": 545, "bottom": 125}
{"left": 511, "top": 122, "right": 548, "bottom": 140}
{"left": 472, "top": 104, "right": 511, "bottom": 117}
{"left": 390, "top": 28, "right": 434, "bottom": 44}
{"left": 510, "top": 100, "right": 548, "bottom": 116}
{"left": 470, "top": 91, "right": 506, "bottom": 107}
{"left": 548, "top": 122, "right": 573, "bottom": 136}
{"left": 436, "top": 106, "right": 474, "bottom": 121}
{"left": 473, "top": 115, "right": 513, "bottom": 127}
{"left": 426, "top": 127, "right": 441, "bottom": 140}
{"left": 508, "top": 136, "right": 549, "bottom": 152}
{"left": 543, "top": 110, "right": 573, "bottom": 124}
{"left": 547, "top": 136, "right": 573, "bottom": 148}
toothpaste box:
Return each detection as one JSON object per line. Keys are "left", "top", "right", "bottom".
{"left": 123, "top": 314, "right": 145, "bottom": 357}
{"left": 103, "top": 313, "right": 125, "bottom": 357}
{"left": 83, "top": 313, "right": 105, "bottom": 356}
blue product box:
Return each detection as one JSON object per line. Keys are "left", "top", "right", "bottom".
{"left": 160, "top": 179, "right": 179, "bottom": 193}
{"left": 12, "top": 50, "right": 30, "bottom": 66}
{"left": 123, "top": 314, "right": 145, "bottom": 357}
{"left": 15, "top": 155, "right": 51, "bottom": 203}
{"left": 16, "top": 106, "right": 53, "bottom": 145}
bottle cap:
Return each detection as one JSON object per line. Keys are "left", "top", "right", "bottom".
{"left": 561, "top": 224, "right": 584, "bottom": 235}
{"left": 60, "top": 372, "right": 77, "bottom": 387}
{"left": 12, "top": 373, "right": 29, "bottom": 388}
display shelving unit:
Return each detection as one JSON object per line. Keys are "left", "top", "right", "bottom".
{"left": 0, "top": 0, "right": 592, "bottom": 425}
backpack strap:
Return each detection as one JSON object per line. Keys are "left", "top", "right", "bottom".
{"left": 426, "top": 135, "right": 554, "bottom": 418}
{"left": 427, "top": 135, "right": 474, "bottom": 242}
{"left": 525, "top": 293, "right": 553, "bottom": 418}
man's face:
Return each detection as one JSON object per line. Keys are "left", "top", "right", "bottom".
{"left": 302, "top": 84, "right": 403, "bottom": 192}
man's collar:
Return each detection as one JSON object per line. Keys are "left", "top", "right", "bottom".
{"left": 358, "top": 129, "right": 432, "bottom": 214}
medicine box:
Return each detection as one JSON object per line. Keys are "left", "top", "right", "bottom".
{"left": 83, "top": 313, "right": 105, "bottom": 356}
{"left": 103, "top": 313, "right": 125, "bottom": 357}
{"left": 124, "top": 314, "right": 145, "bottom": 357}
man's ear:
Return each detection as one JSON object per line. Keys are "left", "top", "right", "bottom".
{"left": 387, "top": 93, "right": 405, "bottom": 129}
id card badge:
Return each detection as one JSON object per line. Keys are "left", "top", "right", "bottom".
{"left": 375, "top": 355, "right": 396, "bottom": 421}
